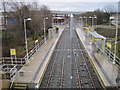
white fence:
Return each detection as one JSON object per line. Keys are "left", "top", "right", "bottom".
{"left": 94, "top": 40, "right": 120, "bottom": 68}
{"left": 105, "top": 47, "right": 120, "bottom": 68}
{"left": 2, "top": 36, "right": 49, "bottom": 66}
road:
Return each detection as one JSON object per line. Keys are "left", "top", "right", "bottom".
{"left": 40, "top": 16, "right": 102, "bottom": 88}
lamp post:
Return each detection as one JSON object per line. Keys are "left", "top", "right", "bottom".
{"left": 89, "top": 15, "right": 97, "bottom": 27}
{"left": 89, "top": 16, "right": 92, "bottom": 27}
{"left": 109, "top": 16, "right": 115, "bottom": 27}
{"left": 83, "top": 16, "right": 87, "bottom": 27}
{"left": 113, "top": 13, "right": 118, "bottom": 65}
{"left": 95, "top": 15, "right": 97, "bottom": 27}
{"left": 43, "top": 17, "right": 48, "bottom": 43}
{"left": 80, "top": 17, "right": 83, "bottom": 27}
{"left": 24, "top": 18, "right": 32, "bottom": 65}
{"left": 109, "top": 14, "right": 111, "bottom": 27}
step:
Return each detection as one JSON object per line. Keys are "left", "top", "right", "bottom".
{"left": 13, "top": 83, "right": 27, "bottom": 90}
{"left": 13, "top": 86, "right": 27, "bottom": 89}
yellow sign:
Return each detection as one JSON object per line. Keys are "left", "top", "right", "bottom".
{"left": 10, "top": 49, "right": 16, "bottom": 55}
{"left": 106, "top": 43, "right": 111, "bottom": 48}
{"left": 95, "top": 39, "right": 102, "bottom": 41}
{"left": 85, "top": 28, "right": 91, "bottom": 30}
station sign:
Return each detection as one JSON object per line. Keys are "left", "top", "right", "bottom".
{"left": 95, "top": 39, "right": 102, "bottom": 41}
{"left": 85, "top": 28, "right": 91, "bottom": 30}
{"left": 10, "top": 49, "right": 16, "bottom": 55}
{"left": 106, "top": 43, "right": 112, "bottom": 48}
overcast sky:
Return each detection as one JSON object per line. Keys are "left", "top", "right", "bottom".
{"left": 1, "top": 0, "right": 119, "bottom": 12}
{"left": 16, "top": 0, "right": 119, "bottom": 2}
{"left": 42, "top": 2, "right": 117, "bottom": 12}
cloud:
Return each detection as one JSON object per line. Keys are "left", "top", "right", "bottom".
{"left": 3, "top": 0, "right": 119, "bottom": 2}
{"left": 1, "top": 1, "right": 118, "bottom": 12}
{"left": 44, "top": 2, "right": 117, "bottom": 12}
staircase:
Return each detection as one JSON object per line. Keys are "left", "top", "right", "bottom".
{"left": 13, "top": 83, "right": 27, "bottom": 90}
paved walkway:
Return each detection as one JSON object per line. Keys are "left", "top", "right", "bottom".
{"left": 76, "top": 25, "right": 119, "bottom": 86}
{"left": 13, "top": 25, "right": 64, "bottom": 84}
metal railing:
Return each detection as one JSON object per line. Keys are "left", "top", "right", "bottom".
{"left": 2, "top": 65, "right": 17, "bottom": 80}
{"left": 2, "top": 57, "right": 25, "bottom": 66}
{"left": 2, "top": 35, "right": 49, "bottom": 66}
{"left": 23, "top": 35, "right": 49, "bottom": 62}
{"left": 1, "top": 36, "right": 49, "bottom": 81}
{"left": 105, "top": 47, "right": 120, "bottom": 68}
{"left": 2, "top": 28, "right": 57, "bottom": 83}
{"left": 9, "top": 66, "right": 17, "bottom": 80}
{"left": 93, "top": 40, "right": 120, "bottom": 68}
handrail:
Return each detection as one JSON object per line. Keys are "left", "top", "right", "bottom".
{"left": 2, "top": 35, "right": 49, "bottom": 66}
{"left": 2, "top": 29, "right": 55, "bottom": 86}
{"left": 93, "top": 40, "right": 120, "bottom": 68}
{"left": 105, "top": 47, "right": 120, "bottom": 68}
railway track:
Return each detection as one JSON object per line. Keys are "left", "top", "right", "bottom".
{"left": 72, "top": 30, "right": 102, "bottom": 88}
{"left": 40, "top": 26, "right": 102, "bottom": 88}
{"left": 40, "top": 28, "right": 68, "bottom": 88}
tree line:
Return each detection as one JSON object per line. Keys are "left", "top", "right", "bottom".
{"left": 2, "top": 1, "right": 52, "bottom": 57}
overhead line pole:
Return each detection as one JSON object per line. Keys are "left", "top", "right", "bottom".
{"left": 70, "top": 14, "right": 73, "bottom": 88}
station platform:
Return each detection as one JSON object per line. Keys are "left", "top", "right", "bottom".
{"left": 13, "top": 26, "right": 64, "bottom": 85}
{"left": 76, "top": 26, "right": 119, "bottom": 87}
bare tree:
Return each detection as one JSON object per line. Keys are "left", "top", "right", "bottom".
{"left": 2, "top": 0, "right": 52, "bottom": 57}
{"left": 102, "top": 4, "right": 117, "bottom": 14}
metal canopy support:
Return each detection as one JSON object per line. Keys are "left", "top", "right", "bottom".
{"left": 88, "top": 31, "right": 106, "bottom": 52}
